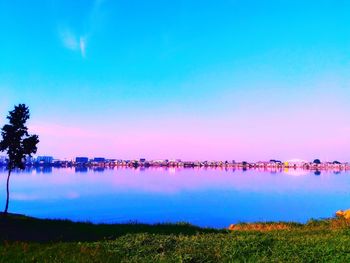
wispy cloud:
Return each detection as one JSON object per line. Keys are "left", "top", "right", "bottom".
{"left": 59, "top": 29, "right": 87, "bottom": 58}
{"left": 80, "top": 37, "right": 87, "bottom": 58}
{"left": 58, "top": 0, "right": 106, "bottom": 58}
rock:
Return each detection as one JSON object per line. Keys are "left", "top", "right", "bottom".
{"left": 336, "top": 209, "right": 350, "bottom": 219}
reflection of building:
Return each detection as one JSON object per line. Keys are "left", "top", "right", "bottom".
{"left": 93, "top": 167, "right": 105, "bottom": 172}
{"left": 283, "top": 168, "right": 309, "bottom": 176}
{"left": 75, "top": 166, "right": 88, "bottom": 173}
{"left": 36, "top": 156, "right": 53, "bottom": 165}
{"left": 76, "top": 157, "right": 89, "bottom": 164}
{"left": 35, "top": 166, "right": 52, "bottom": 173}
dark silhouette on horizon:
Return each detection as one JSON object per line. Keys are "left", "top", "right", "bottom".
{"left": 313, "top": 159, "right": 321, "bottom": 165}
{"left": 0, "top": 104, "right": 39, "bottom": 215}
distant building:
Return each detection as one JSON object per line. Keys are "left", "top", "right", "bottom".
{"left": 269, "top": 159, "right": 282, "bottom": 164}
{"left": 93, "top": 157, "right": 105, "bottom": 163}
{"left": 52, "top": 159, "right": 63, "bottom": 167}
{"left": 183, "top": 161, "right": 195, "bottom": 167}
{"left": 25, "top": 156, "right": 35, "bottom": 165}
{"left": 284, "top": 159, "right": 308, "bottom": 167}
{"left": 0, "top": 156, "right": 7, "bottom": 166}
{"left": 36, "top": 156, "right": 53, "bottom": 165}
{"left": 76, "top": 157, "right": 89, "bottom": 164}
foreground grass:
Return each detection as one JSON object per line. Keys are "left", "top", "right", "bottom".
{"left": 1, "top": 214, "right": 350, "bottom": 262}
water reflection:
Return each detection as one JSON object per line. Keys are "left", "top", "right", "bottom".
{"left": 75, "top": 167, "right": 88, "bottom": 173}
{"left": 93, "top": 167, "right": 105, "bottom": 172}
{"left": 0, "top": 167, "right": 350, "bottom": 228}
{"left": 0, "top": 165, "right": 344, "bottom": 177}
{"left": 35, "top": 166, "right": 52, "bottom": 174}
{"left": 314, "top": 170, "right": 322, "bottom": 176}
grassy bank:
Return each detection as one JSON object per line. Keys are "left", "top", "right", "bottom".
{"left": 1, "top": 214, "right": 350, "bottom": 262}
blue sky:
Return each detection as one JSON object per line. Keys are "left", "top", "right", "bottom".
{"left": 1, "top": 0, "right": 350, "bottom": 161}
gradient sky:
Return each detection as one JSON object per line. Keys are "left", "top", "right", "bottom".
{"left": 1, "top": 0, "right": 350, "bottom": 161}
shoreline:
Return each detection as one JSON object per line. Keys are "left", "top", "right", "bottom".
{"left": 2, "top": 213, "right": 350, "bottom": 261}
{"left": 1, "top": 212, "right": 347, "bottom": 236}
{"left": 1, "top": 164, "right": 350, "bottom": 172}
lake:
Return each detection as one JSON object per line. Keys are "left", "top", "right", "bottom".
{"left": 0, "top": 167, "right": 349, "bottom": 228}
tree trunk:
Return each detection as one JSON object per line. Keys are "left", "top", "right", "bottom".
{"left": 4, "top": 169, "right": 11, "bottom": 215}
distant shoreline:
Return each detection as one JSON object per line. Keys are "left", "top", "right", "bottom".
{"left": 0, "top": 161, "right": 349, "bottom": 171}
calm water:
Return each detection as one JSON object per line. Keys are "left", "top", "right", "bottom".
{"left": 0, "top": 167, "right": 349, "bottom": 228}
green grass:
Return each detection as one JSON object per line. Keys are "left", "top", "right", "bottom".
{"left": 1, "top": 213, "right": 350, "bottom": 262}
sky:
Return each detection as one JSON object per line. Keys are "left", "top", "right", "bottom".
{"left": 0, "top": 0, "right": 350, "bottom": 161}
